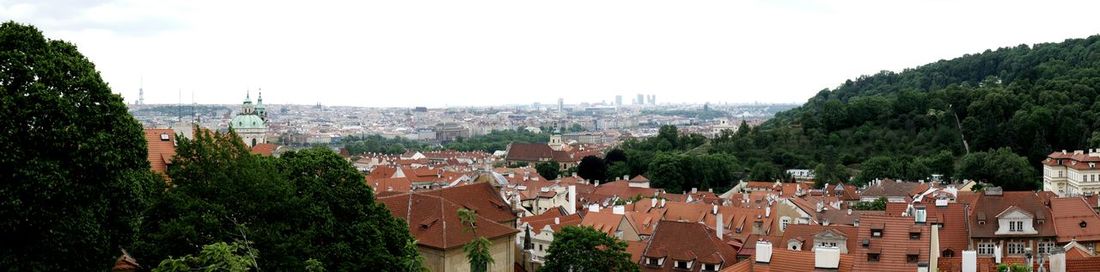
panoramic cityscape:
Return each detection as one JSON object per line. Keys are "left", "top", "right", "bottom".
{"left": 8, "top": 1, "right": 1100, "bottom": 272}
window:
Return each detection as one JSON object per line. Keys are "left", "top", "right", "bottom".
{"left": 1038, "top": 241, "right": 1055, "bottom": 254}
{"left": 907, "top": 254, "right": 919, "bottom": 263}
{"left": 871, "top": 228, "right": 883, "bottom": 237}
{"left": 978, "top": 242, "right": 995, "bottom": 256}
{"left": 1009, "top": 221, "right": 1024, "bottom": 232}
{"left": 942, "top": 249, "right": 955, "bottom": 257}
{"left": 674, "top": 260, "right": 692, "bottom": 270}
{"left": 701, "top": 263, "right": 720, "bottom": 272}
{"left": 910, "top": 232, "right": 921, "bottom": 240}
{"left": 781, "top": 217, "right": 791, "bottom": 231}
{"left": 867, "top": 253, "right": 880, "bottom": 262}
{"left": 645, "top": 257, "right": 662, "bottom": 267}
{"left": 615, "top": 230, "right": 624, "bottom": 239}
{"left": 1007, "top": 241, "right": 1026, "bottom": 255}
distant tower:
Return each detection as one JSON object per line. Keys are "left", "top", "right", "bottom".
{"left": 615, "top": 95, "right": 623, "bottom": 107}
{"left": 558, "top": 98, "right": 564, "bottom": 112}
{"left": 255, "top": 89, "right": 267, "bottom": 121}
{"left": 230, "top": 90, "right": 268, "bottom": 148}
{"left": 137, "top": 77, "right": 145, "bottom": 105}
{"left": 637, "top": 94, "right": 644, "bottom": 105}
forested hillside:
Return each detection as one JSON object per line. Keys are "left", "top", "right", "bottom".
{"left": 607, "top": 35, "right": 1100, "bottom": 192}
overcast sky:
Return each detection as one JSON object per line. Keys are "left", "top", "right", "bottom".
{"left": 3, "top": 0, "right": 1099, "bottom": 107}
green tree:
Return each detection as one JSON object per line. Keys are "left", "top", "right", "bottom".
{"left": 536, "top": 162, "right": 561, "bottom": 180}
{"left": 458, "top": 208, "right": 493, "bottom": 272}
{"left": 541, "top": 226, "right": 639, "bottom": 272}
{"left": 957, "top": 147, "right": 1037, "bottom": 190}
{"left": 605, "top": 149, "right": 628, "bottom": 165}
{"left": 813, "top": 163, "right": 847, "bottom": 188}
{"left": 152, "top": 241, "right": 259, "bottom": 272}
{"left": 748, "top": 162, "right": 784, "bottom": 181}
{"left": 851, "top": 197, "right": 888, "bottom": 211}
{"left": 577, "top": 155, "right": 609, "bottom": 182}
{"left": 0, "top": 21, "right": 161, "bottom": 270}
{"left": 137, "top": 130, "right": 422, "bottom": 271}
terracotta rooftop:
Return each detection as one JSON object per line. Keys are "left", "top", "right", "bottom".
{"left": 1050, "top": 196, "right": 1100, "bottom": 242}
{"left": 378, "top": 193, "right": 518, "bottom": 250}
{"left": 968, "top": 191, "right": 1055, "bottom": 238}
{"left": 250, "top": 143, "right": 277, "bottom": 156}
{"left": 143, "top": 128, "right": 176, "bottom": 174}
{"left": 580, "top": 210, "right": 630, "bottom": 236}
{"left": 779, "top": 224, "right": 858, "bottom": 252}
{"left": 640, "top": 220, "right": 739, "bottom": 272}
{"left": 852, "top": 215, "right": 930, "bottom": 271}
{"left": 420, "top": 182, "right": 517, "bottom": 225}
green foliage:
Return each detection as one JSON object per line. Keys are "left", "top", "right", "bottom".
{"left": 541, "top": 226, "right": 639, "bottom": 272}
{"left": 749, "top": 162, "right": 785, "bottom": 181}
{"left": 536, "top": 161, "right": 561, "bottom": 180}
{"left": 605, "top": 149, "right": 628, "bottom": 165}
{"left": 577, "top": 155, "right": 608, "bottom": 182}
{"left": 641, "top": 108, "right": 728, "bottom": 120}
{"left": 957, "top": 148, "right": 1037, "bottom": 190}
{"left": 343, "top": 134, "right": 426, "bottom": 155}
{"left": 0, "top": 21, "right": 162, "bottom": 270}
{"left": 136, "top": 130, "right": 422, "bottom": 271}
{"left": 463, "top": 237, "right": 494, "bottom": 272}
{"left": 813, "top": 162, "right": 848, "bottom": 188}
{"left": 152, "top": 241, "right": 259, "bottom": 272}
{"left": 445, "top": 129, "right": 550, "bottom": 152}
{"left": 996, "top": 263, "right": 1029, "bottom": 272}
{"left": 851, "top": 197, "right": 888, "bottom": 211}
{"left": 647, "top": 152, "right": 741, "bottom": 193}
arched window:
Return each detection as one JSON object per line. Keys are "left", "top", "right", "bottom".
{"left": 942, "top": 249, "right": 955, "bottom": 257}
{"left": 251, "top": 138, "right": 257, "bottom": 147}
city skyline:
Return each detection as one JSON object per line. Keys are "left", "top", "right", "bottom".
{"left": 6, "top": 0, "right": 1100, "bottom": 107}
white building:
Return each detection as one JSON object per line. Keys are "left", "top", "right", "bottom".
{"left": 229, "top": 91, "right": 268, "bottom": 148}
{"left": 1042, "top": 149, "right": 1100, "bottom": 196}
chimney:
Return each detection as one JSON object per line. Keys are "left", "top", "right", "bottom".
{"left": 712, "top": 204, "right": 719, "bottom": 215}
{"left": 716, "top": 213, "right": 724, "bottom": 239}
{"left": 554, "top": 217, "right": 560, "bottom": 225}
{"left": 660, "top": 198, "right": 666, "bottom": 208}
{"left": 624, "top": 175, "right": 629, "bottom": 180}
{"left": 765, "top": 207, "right": 771, "bottom": 218}
{"left": 1049, "top": 251, "right": 1066, "bottom": 272}
{"left": 816, "top": 201, "right": 824, "bottom": 213}
{"left": 962, "top": 250, "right": 977, "bottom": 272}
{"left": 651, "top": 197, "right": 657, "bottom": 208}
{"left": 847, "top": 209, "right": 852, "bottom": 215}
{"left": 588, "top": 204, "right": 600, "bottom": 213}
{"left": 612, "top": 205, "right": 625, "bottom": 215}
{"left": 692, "top": 188, "right": 698, "bottom": 194}
{"left": 567, "top": 185, "right": 577, "bottom": 215}
{"left": 814, "top": 247, "right": 840, "bottom": 269}
{"left": 755, "top": 241, "right": 773, "bottom": 263}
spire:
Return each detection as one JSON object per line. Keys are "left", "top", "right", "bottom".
{"left": 257, "top": 89, "right": 263, "bottom": 105}
{"left": 246, "top": 89, "right": 251, "bottom": 102}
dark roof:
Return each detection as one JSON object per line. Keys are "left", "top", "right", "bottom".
{"left": 861, "top": 180, "right": 929, "bottom": 198}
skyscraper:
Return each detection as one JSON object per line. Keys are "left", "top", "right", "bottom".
{"left": 558, "top": 98, "right": 564, "bottom": 111}
{"left": 615, "top": 95, "right": 622, "bottom": 106}
{"left": 637, "top": 94, "right": 644, "bottom": 105}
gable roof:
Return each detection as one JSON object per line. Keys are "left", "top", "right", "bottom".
{"left": 852, "top": 215, "right": 930, "bottom": 271}
{"left": 421, "top": 182, "right": 517, "bottom": 224}
{"left": 580, "top": 210, "right": 629, "bottom": 235}
{"left": 780, "top": 224, "right": 858, "bottom": 251}
{"left": 968, "top": 191, "right": 1055, "bottom": 238}
{"left": 1050, "top": 197, "right": 1100, "bottom": 242}
{"left": 640, "top": 221, "right": 739, "bottom": 272}
{"left": 144, "top": 128, "right": 176, "bottom": 174}
{"left": 378, "top": 193, "right": 518, "bottom": 250}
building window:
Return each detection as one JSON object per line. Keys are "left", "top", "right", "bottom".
{"left": 781, "top": 217, "right": 791, "bottom": 231}
{"left": 701, "top": 263, "right": 720, "bottom": 272}
{"left": 910, "top": 232, "right": 921, "bottom": 240}
{"left": 1009, "top": 221, "right": 1023, "bottom": 232}
{"left": 645, "top": 257, "right": 662, "bottom": 267}
{"left": 1038, "top": 241, "right": 1055, "bottom": 254}
{"left": 978, "top": 242, "right": 995, "bottom": 256}
{"left": 907, "top": 254, "right": 919, "bottom": 263}
{"left": 871, "top": 229, "right": 883, "bottom": 237}
{"left": 867, "top": 253, "right": 880, "bottom": 262}
{"left": 674, "top": 260, "right": 692, "bottom": 270}
{"left": 1007, "top": 241, "right": 1026, "bottom": 255}
{"left": 942, "top": 249, "right": 955, "bottom": 257}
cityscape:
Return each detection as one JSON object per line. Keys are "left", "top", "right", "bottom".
{"left": 8, "top": 1, "right": 1100, "bottom": 272}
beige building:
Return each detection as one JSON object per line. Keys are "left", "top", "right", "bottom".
{"left": 1043, "top": 149, "right": 1100, "bottom": 196}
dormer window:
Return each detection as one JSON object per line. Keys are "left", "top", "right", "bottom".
{"left": 673, "top": 260, "right": 692, "bottom": 270}
{"left": 910, "top": 231, "right": 921, "bottom": 240}
{"left": 645, "top": 257, "right": 664, "bottom": 267}
{"left": 1009, "top": 221, "right": 1023, "bottom": 232}
{"left": 701, "top": 263, "right": 721, "bottom": 272}
{"left": 159, "top": 133, "right": 170, "bottom": 141}
{"left": 907, "top": 253, "right": 919, "bottom": 263}
{"left": 867, "top": 253, "right": 880, "bottom": 262}
{"left": 871, "top": 229, "right": 882, "bottom": 237}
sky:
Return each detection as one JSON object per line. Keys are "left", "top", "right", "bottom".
{"left": 3, "top": 0, "right": 1100, "bottom": 107}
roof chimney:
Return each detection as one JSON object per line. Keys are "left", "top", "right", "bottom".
{"left": 962, "top": 250, "right": 977, "bottom": 272}
{"left": 814, "top": 247, "right": 840, "bottom": 269}
{"left": 588, "top": 204, "right": 600, "bottom": 213}
{"left": 755, "top": 241, "right": 773, "bottom": 263}
{"left": 765, "top": 207, "right": 771, "bottom": 218}
{"left": 612, "top": 205, "right": 625, "bottom": 215}
{"left": 713, "top": 204, "right": 719, "bottom": 215}
{"left": 660, "top": 198, "right": 666, "bottom": 208}
{"left": 554, "top": 217, "right": 560, "bottom": 225}
{"left": 651, "top": 197, "right": 657, "bottom": 208}
{"left": 567, "top": 185, "right": 577, "bottom": 215}
{"left": 716, "top": 213, "right": 724, "bottom": 239}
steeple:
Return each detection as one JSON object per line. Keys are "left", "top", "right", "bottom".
{"left": 255, "top": 90, "right": 266, "bottom": 120}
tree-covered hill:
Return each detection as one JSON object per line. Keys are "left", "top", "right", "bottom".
{"left": 751, "top": 35, "right": 1100, "bottom": 187}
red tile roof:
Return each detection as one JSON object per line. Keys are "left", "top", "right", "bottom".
{"left": 378, "top": 193, "right": 518, "bottom": 250}
{"left": 421, "top": 182, "right": 517, "bottom": 225}
{"left": 640, "top": 221, "right": 740, "bottom": 272}
{"left": 852, "top": 215, "right": 930, "bottom": 271}
{"left": 144, "top": 129, "right": 176, "bottom": 174}
{"left": 779, "top": 224, "right": 858, "bottom": 252}
{"left": 250, "top": 143, "right": 277, "bottom": 156}
{"left": 580, "top": 210, "right": 630, "bottom": 236}
{"left": 1050, "top": 197, "right": 1100, "bottom": 242}
{"left": 968, "top": 191, "right": 1056, "bottom": 238}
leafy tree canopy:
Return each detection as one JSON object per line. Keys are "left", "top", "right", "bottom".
{"left": 541, "top": 226, "right": 639, "bottom": 272}
{"left": 0, "top": 21, "right": 161, "bottom": 270}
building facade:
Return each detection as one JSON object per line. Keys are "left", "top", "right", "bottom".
{"left": 1043, "top": 149, "right": 1100, "bottom": 196}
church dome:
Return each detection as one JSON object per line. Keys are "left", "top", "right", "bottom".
{"left": 230, "top": 114, "right": 266, "bottom": 129}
